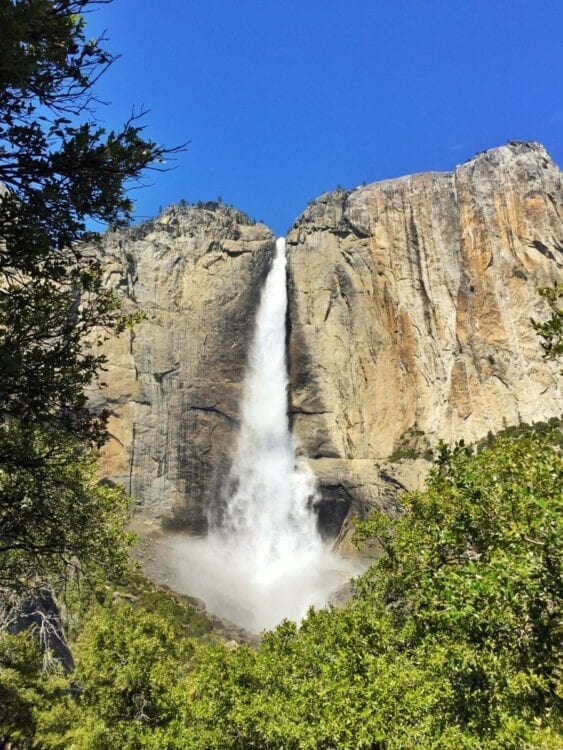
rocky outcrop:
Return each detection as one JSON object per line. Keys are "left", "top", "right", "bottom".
{"left": 4, "top": 587, "right": 74, "bottom": 672}
{"left": 287, "top": 142, "right": 562, "bottom": 529}
{"left": 88, "top": 203, "right": 275, "bottom": 530}
{"left": 92, "top": 143, "right": 561, "bottom": 543}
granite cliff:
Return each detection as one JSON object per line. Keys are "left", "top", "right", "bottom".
{"left": 286, "top": 141, "right": 561, "bottom": 538}
{"left": 87, "top": 203, "right": 275, "bottom": 530}
{"left": 93, "top": 142, "right": 561, "bottom": 542}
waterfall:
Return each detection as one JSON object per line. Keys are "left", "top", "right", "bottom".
{"left": 217, "top": 237, "right": 321, "bottom": 566}
{"left": 167, "top": 238, "right": 356, "bottom": 632}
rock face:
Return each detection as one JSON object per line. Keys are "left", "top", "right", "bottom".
{"left": 287, "top": 142, "right": 562, "bottom": 532}
{"left": 88, "top": 203, "right": 275, "bottom": 530}
{"left": 93, "top": 142, "right": 561, "bottom": 542}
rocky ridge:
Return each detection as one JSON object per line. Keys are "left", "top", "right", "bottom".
{"left": 93, "top": 143, "right": 562, "bottom": 544}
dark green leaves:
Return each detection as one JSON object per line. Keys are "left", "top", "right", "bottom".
{"left": 0, "top": 422, "right": 133, "bottom": 593}
{"left": 0, "top": 0, "right": 182, "bottom": 440}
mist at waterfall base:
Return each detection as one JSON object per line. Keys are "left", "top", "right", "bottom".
{"left": 166, "top": 238, "right": 358, "bottom": 633}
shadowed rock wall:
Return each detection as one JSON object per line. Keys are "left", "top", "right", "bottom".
{"left": 88, "top": 203, "right": 275, "bottom": 531}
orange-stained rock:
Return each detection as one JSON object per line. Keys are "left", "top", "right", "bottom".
{"left": 91, "top": 143, "right": 561, "bottom": 542}
{"left": 286, "top": 142, "right": 561, "bottom": 534}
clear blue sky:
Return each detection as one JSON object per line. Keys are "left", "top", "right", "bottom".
{"left": 86, "top": 0, "right": 563, "bottom": 236}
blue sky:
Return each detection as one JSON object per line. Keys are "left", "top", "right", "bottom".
{"left": 86, "top": 0, "right": 563, "bottom": 236}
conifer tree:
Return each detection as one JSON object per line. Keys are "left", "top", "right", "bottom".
{"left": 0, "top": 0, "right": 181, "bottom": 598}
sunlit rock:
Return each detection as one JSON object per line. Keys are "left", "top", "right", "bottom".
{"left": 286, "top": 141, "right": 562, "bottom": 540}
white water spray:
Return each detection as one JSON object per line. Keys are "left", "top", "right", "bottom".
{"left": 219, "top": 237, "right": 321, "bottom": 565}
{"left": 167, "top": 238, "right": 356, "bottom": 632}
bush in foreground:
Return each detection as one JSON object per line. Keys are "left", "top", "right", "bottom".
{"left": 23, "top": 430, "right": 560, "bottom": 749}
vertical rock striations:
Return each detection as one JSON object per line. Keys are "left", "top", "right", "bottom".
{"left": 88, "top": 203, "right": 275, "bottom": 531}
{"left": 286, "top": 142, "right": 562, "bottom": 532}
{"left": 91, "top": 142, "right": 561, "bottom": 544}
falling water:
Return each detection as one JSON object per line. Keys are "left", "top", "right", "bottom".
{"left": 166, "top": 238, "right": 356, "bottom": 632}
{"left": 218, "top": 237, "right": 321, "bottom": 564}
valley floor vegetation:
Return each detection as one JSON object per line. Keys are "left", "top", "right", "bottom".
{"left": 1, "top": 1, "right": 561, "bottom": 748}
{"left": 1, "top": 429, "right": 561, "bottom": 748}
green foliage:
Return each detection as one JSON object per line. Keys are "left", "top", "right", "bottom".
{"left": 358, "top": 435, "right": 562, "bottom": 715}
{"left": 186, "top": 432, "right": 559, "bottom": 749}
{"left": 0, "top": 630, "right": 45, "bottom": 746}
{"left": 0, "top": 422, "right": 132, "bottom": 595}
{"left": 477, "top": 415, "right": 562, "bottom": 450}
{"left": 1, "top": 7, "right": 561, "bottom": 747}
{"left": 0, "top": 0, "right": 186, "bottom": 608}
{"left": 0, "top": 628, "right": 72, "bottom": 748}
{"left": 388, "top": 426, "right": 433, "bottom": 462}
{"left": 532, "top": 282, "right": 563, "bottom": 364}
{"left": 16, "top": 431, "right": 557, "bottom": 748}
{"left": 0, "top": 0, "right": 180, "bottom": 442}
{"left": 199, "top": 433, "right": 560, "bottom": 748}
{"left": 0, "top": 258, "right": 123, "bottom": 444}
{"left": 389, "top": 417, "right": 563, "bottom": 464}
{"left": 112, "top": 571, "right": 214, "bottom": 640}
{"left": 0, "top": 0, "right": 181, "bottom": 610}
{"left": 1, "top": 569, "right": 222, "bottom": 747}
{"left": 0, "top": 9, "right": 181, "bottom": 745}
{"left": 37, "top": 605, "right": 194, "bottom": 749}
